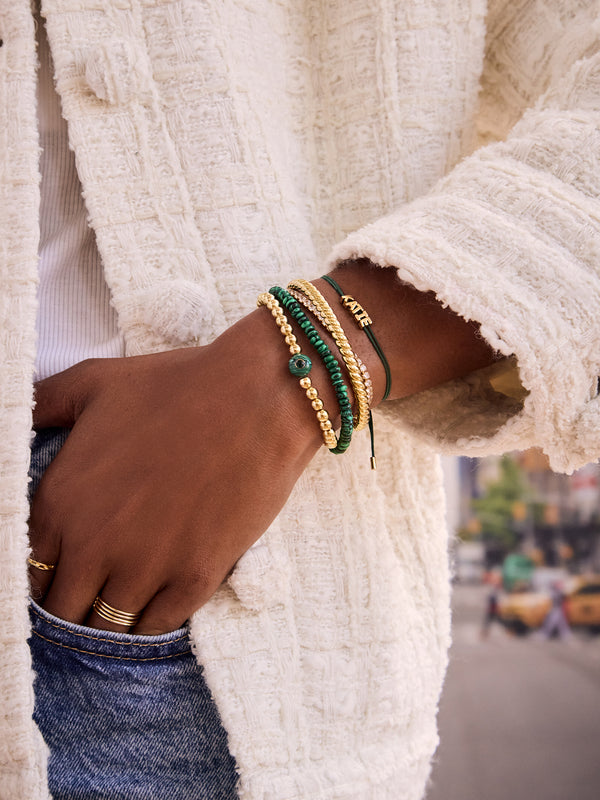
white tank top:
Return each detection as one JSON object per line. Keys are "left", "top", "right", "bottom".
{"left": 35, "top": 9, "right": 125, "bottom": 380}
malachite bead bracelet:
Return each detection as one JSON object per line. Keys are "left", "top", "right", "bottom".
{"left": 287, "top": 287, "right": 374, "bottom": 406}
{"left": 269, "top": 286, "right": 354, "bottom": 454}
{"left": 256, "top": 292, "right": 337, "bottom": 449}
{"left": 287, "top": 278, "right": 371, "bottom": 434}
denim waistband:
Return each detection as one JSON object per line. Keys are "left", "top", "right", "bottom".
{"left": 29, "top": 600, "right": 192, "bottom": 661}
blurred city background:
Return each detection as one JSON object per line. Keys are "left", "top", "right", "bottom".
{"left": 428, "top": 451, "right": 600, "bottom": 800}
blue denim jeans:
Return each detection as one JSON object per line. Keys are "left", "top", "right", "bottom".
{"left": 28, "top": 429, "right": 239, "bottom": 799}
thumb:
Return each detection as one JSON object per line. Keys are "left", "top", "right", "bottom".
{"left": 33, "top": 359, "right": 97, "bottom": 430}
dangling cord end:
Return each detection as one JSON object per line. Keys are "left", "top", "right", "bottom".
{"left": 368, "top": 412, "right": 377, "bottom": 470}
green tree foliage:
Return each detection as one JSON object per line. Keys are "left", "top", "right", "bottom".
{"left": 471, "top": 455, "right": 533, "bottom": 550}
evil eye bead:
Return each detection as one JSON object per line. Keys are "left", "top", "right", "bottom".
{"left": 288, "top": 354, "right": 312, "bottom": 377}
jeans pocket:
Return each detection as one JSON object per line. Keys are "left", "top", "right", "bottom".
{"left": 28, "top": 601, "right": 239, "bottom": 800}
{"left": 29, "top": 598, "right": 190, "bottom": 659}
{"left": 28, "top": 431, "right": 239, "bottom": 797}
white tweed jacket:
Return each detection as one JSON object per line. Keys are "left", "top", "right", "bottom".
{"left": 2, "top": 1, "right": 600, "bottom": 798}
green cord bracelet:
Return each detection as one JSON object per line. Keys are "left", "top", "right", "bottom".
{"left": 269, "top": 286, "right": 354, "bottom": 454}
{"left": 321, "top": 274, "right": 392, "bottom": 402}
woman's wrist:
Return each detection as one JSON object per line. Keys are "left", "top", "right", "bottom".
{"left": 315, "top": 260, "right": 499, "bottom": 405}
{"left": 215, "top": 307, "right": 332, "bottom": 460}
{"left": 235, "top": 261, "right": 499, "bottom": 466}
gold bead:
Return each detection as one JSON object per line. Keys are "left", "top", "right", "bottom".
{"left": 306, "top": 387, "right": 318, "bottom": 400}
{"left": 316, "top": 409, "right": 329, "bottom": 422}
{"left": 284, "top": 334, "right": 297, "bottom": 346}
{"left": 299, "top": 377, "right": 311, "bottom": 389}
{"left": 321, "top": 420, "right": 334, "bottom": 431}
{"left": 290, "top": 344, "right": 301, "bottom": 355}
{"left": 311, "top": 399, "right": 323, "bottom": 411}
{"left": 271, "top": 306, "right": 281, "bottom": 317}
{"left": 281, "top": 324, "right": 292, "bottom": 335}
{"left": 275, "top": 316, "right": 287, "bottom": 328}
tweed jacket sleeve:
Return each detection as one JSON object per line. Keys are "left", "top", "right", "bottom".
{"left": 328, "top": 6, "right": 600, "bottom": 474}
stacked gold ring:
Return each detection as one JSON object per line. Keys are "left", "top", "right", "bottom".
{"left": 92, "top": 596, "right": 141, "bottom": 628}
{"left": 288, "top": 279, "right": 371, "bottom": 431}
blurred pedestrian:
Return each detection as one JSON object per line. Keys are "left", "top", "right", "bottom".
{"left": 539, "top": 583, "right": 571, "bottom": 641}
{"left": 481, "top": 588, "right": 500, "bottom": 639}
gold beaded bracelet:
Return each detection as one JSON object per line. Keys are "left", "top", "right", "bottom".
{"left": 287, "top": 279, "right": 371, "bottom": 432}
{"left": 257, "top": 292, "right": 337, "bottom": 449}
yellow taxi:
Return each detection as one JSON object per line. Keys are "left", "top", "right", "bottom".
{"left": 563, "top": 575, "right": 600, "bottom": 629}
{"left": 497, "top": 589, "right": 550, "bottom": 633}
{"left": 497, "top": 574, "right": 600, "bottom": 634}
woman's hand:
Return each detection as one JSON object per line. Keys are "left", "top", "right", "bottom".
{"left": 28, "top": 309, "right": 322, "bottom": 634}
{"left": 28, "top": 263, "right": 497, "bottom": 634}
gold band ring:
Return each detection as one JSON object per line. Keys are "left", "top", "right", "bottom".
{"left": 27, "top": 557, "right": 56, "bottom": 572}
{"left": 92, "top": 596, "right": 141, "bottom": 628}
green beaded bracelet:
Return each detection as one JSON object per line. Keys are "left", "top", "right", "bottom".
{"left": 269, "top": 286, "right": 354, "bottom": 454}
{"left": 257, "top": 292, "right": 338, "bottom": 449}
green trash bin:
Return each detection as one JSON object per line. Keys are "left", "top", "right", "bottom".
{"left": 502, "top": 553, "right": 534, "bottom": 592}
